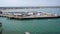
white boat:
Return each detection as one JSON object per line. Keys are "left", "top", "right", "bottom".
{"left": 25, "top": 32, "right": 30, "bottom": 34}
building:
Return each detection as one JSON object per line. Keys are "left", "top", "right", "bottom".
{"left": 0, "top": 7, "right": 41, "bottom": 15}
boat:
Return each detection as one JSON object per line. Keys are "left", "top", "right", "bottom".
{"left": 25, "top": 32, "right": 30, "bottom": 34}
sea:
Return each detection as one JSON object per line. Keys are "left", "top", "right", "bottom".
{"left": 0, "top": 8, "right": 60, "bottom": 34}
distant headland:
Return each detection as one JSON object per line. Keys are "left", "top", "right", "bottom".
{"left": 0, "top": 6, "right": 60, "bottom": 9}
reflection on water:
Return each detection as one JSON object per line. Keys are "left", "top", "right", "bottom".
{"left": 0, "top": 17, "right": 60, "bottom": 34}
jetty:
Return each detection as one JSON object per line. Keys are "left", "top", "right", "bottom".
{"left": 0, "top": 10, "right": 60, "bottom": 20}
{"left": 6, "top": 12, "right": 60, "bottom": 20}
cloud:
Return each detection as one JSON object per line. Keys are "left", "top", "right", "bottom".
{"left": 0, "top": 0, "right": 60, "bottom": 7}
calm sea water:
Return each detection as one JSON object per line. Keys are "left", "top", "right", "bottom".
{"left": 0, "top": 8, "right": 60, "bottom": 34}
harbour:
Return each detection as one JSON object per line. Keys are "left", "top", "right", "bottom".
{"left": 0, "top": 7, "right": 60, "bottom": 34}
{"left": 1, "top": 17, "right": 60, "bottom": 34}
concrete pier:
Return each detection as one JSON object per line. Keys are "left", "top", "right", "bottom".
{"left": 6, "top": 14, "right": 60, "bottom": 20}
{"left": 0, "top": 11, "right": 60, "bottom": 20}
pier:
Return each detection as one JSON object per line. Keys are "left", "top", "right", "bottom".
{"left": 7, "top": 15, "right": 60, "bottom": 20}
{"left": 0, "top": 11, "right": 60, "bottom": 20}
{"left": 6, "top": 12, "right": 60, "bottom": 20}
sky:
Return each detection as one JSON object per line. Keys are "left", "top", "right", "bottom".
{"left": 0, "top": 0, "right": 60, "bottom": 7}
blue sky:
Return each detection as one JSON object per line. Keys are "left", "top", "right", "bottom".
{"left": 0, "top": 0, "right": 60, "bottom": 7}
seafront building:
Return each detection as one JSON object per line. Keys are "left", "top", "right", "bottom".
{"left": 0, "top": 7, "right": 41, "bottom": 16}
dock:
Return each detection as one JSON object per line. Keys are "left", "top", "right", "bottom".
{"left": 6, "top": 14, "right": 60, "bottom": 20}
{"left": 0, "top": 11, "right": 60, "bottom": 20}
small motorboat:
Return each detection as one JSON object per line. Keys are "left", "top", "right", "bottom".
{"left": 25, "top": 32, "right": 30, "bottom": 34}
